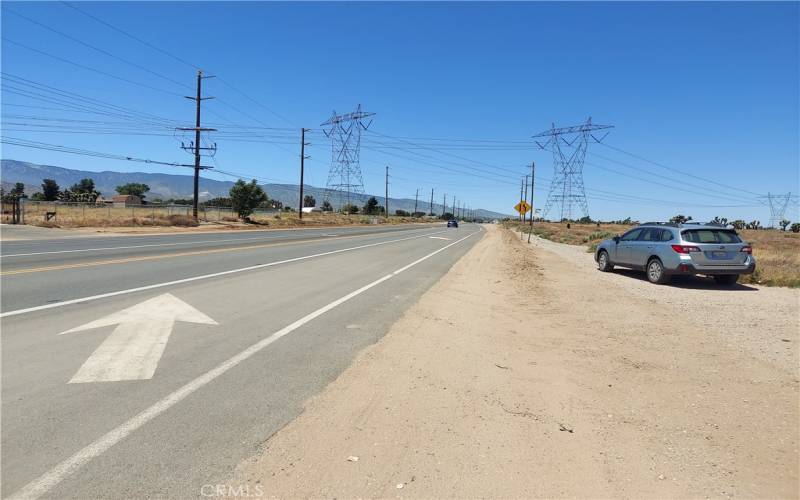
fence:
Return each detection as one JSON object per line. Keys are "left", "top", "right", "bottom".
{"left": 13, "top": 201, "right": 283, "bottom": 226}
{"left": 1, "top": 198, "right": 23, "bottom": 224}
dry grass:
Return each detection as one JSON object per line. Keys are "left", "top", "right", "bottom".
{"left": 20, "top": 202, "right": 439, "bottom": 231}
{"left": 507, "top": 221, "right": 800, "bottom": 288}
{"left": 737, "top": 229, "right": 800, "bottom": 287}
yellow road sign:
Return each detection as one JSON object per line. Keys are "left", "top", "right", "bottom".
{"left": 514, "top": 200, "right": 531, "bottom": 214}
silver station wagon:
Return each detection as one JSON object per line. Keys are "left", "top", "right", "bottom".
{"left": 595, "top": 222, "right": 756, "bottom": 285}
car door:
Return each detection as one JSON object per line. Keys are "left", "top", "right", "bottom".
{"left": 615, "top": 228, "right": 643, "bottom": 265}
{"left": 629, "top": 228, "right": 660, "bottom": 269}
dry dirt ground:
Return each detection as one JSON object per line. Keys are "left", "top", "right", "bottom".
{"left": 229, "top": 225, "right": 799, "bottom": 499}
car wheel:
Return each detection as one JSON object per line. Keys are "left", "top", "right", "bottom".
{"left": 646, "top": 258, "right": 671, "bottom": 284}
{"left": 597, "top": 251, "right": 614, "bottom": 272}
{"left": 713, "top": 274, "right": 739, "bottom": 286}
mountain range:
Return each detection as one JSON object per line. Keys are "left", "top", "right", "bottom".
{"left": 0, "top": 159, "right": 509, "bottom": 219}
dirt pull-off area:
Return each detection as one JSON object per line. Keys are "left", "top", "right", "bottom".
{"left": 230, "top": 225, "right": 799, "bottom": 498}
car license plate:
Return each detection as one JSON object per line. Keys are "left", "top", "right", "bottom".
{"left": 711, "top": 251, "right": 728, "bottom": 259}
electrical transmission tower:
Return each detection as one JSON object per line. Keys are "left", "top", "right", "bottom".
{"left": 759, "top": 192, "right": 796, "bottom": 227}
{"left": 533, "top": 117, "right": 613, "bottom": 221}
{"left": 321, "top": 104, "right": 375, "bottom": 208}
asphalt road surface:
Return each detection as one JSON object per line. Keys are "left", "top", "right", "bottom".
{"left": 1, "top": 223, "right": 482, "bottom": 499}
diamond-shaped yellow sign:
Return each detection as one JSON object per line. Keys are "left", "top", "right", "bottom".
{"left": 514, "top": 200, "right": 531, "bottom": 214}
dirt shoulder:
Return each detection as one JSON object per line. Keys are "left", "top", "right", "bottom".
{"left": 230, "top": 225, "right": 799, "bottom": 498}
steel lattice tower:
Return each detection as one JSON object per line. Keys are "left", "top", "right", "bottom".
{"left": 759, "top": 192, "right": 795, "bottom": 227}
{"left": 533, "top": 117, "right": 613, "bottom": 221}
{"left": 321, "top": 104, "right": 375, "bottom": 209}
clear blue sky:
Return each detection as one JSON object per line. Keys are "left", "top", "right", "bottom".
{"left": 2, "top": 1, "right": 798, "bottom": 221}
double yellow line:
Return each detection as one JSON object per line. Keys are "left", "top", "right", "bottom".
{"left": 0, "top": 229, "right": 422, "bottom": 276}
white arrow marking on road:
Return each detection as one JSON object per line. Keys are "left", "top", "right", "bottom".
{"left": 60, "top": 293, "right": 217, "bottom": 383}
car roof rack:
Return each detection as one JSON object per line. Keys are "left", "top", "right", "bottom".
{"left": 638, "top": 222, "right": 679, "bottom": 227}
{"left": 682, "top": 222, "right": 732, "bottom": 228}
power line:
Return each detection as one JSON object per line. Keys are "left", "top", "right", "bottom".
{"left": 2, "top": 38, "right": 184, "bottom": 97}
{"left": 599, "top": 142, "right": 763, "bottom": 197}
{"left": 1, "top": 136, "right": 197, "bottom": 168}
{"left": 5, "top": 7, "right": 193, "bottom": 92}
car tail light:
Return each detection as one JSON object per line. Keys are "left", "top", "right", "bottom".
{"left": 671, "top": 244, "right": 700, "bottom": 254}
{"left": 740, "top": 245, "right": 752, "bottom": 254}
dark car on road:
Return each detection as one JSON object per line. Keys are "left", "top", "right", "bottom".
{"left": 447, "top": 219, "right": 459, "bottom": 228}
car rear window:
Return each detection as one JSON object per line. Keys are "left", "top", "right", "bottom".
{"left": 682, "top": 229, "right": 742, "bottom": 244}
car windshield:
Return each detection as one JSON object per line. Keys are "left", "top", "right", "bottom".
{"left": 682, "top": 229, "right": 742, "bottom": 244}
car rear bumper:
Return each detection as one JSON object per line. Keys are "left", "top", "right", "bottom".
{"left": 665, "top": 262, "right": 756, "bottom": 276}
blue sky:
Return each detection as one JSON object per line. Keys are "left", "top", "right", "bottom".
{"left": 2, "top": 1, "right": 798, "bottom": 221}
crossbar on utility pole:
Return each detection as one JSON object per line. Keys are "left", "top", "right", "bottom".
{"left": 299, "top": 128, "right": 310, "bottom": 219}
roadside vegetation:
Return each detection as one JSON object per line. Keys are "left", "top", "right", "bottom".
{"left": 507, "top": 220, "right": 800, "bottom": 288}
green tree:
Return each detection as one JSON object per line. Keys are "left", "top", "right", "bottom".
{"left": 303, "top": 194, "right": 316, "bottom": 207}
{"left": 11, "top": 182, "right": 26, "bottom": 198}
{"left": 779, "top": 219, "right": 791, "bottom": 231}
{"left": 363, "top": 196, "right": 380, "bottom": 215}
{"left": 669, "top": 214, "right": 692, "bottom": 224}
{"left": 116, "top": 183, "right": 150, "bottom": 200}
{"left": 341, "top": 203, "right": 359, "bottom": 214}
{"left": 791, "top": 223, "right": 800, "bottom": 233}
{"left": 731, "top": 220, "right": 746, "bottom": 230}
{"left": 440, "top": 212, "right": 454, "bottom": 220}
{"left": 395, "top": 209, "right": 410, "bottom": 216}
{"left": 229, "top": 179, "right": 267, "bottom": 219}
{"left": 321, "top": 200, "right": 333, "bottom": 212}
{"left": 70, "top": 178, "right": 96, "bottom": 194}
{"left": 41, "top": 179, "right": 60, "bottom": 201}
{"left": 30, "top": 192, "right": 46, "bottom": 201}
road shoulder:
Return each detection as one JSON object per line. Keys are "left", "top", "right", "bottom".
{"left": 228, "top": 225, "right": 798, "bottom": 498}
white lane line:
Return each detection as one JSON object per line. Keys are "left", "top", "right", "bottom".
{"left": 428, "top": 236, "right": 450, "bottom": 240}
{"left": 0, "top": 228, "right": 449, "bottom": 318}
{"left": 6, "top": 229, "right": 478, "bottom": 500}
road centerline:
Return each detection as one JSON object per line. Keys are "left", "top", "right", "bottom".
{"left": 0, "top": 226, "right": 440, "bottom": 276}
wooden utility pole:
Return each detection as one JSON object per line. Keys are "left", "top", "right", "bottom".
{"left": 178, "top": 70, "right": 216, "bottom": 220}
{"left": 528, "top": 161, "right": 536, "bottom": 243}
{"left": 298, "top": 128, "right": 309, "bottom": 219}
{"left": 414, "top": 188, "right": 419, "bottom": 214}
{"left": 519, "top": 178, "right": 524, "bottom": 222}
{"left": 429, "top": 188, "right": 434, "bottom": 216}
{"left": 442, "top": 194, "right": 446, "bottom": 217}
{"left": 523, "top": 174, "right": 530, "bottom": 223}
{"left": 384, "top": 165, "right": 389, "bottom": 218}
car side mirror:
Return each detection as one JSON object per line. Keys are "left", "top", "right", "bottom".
{"left": 613, "top": 236, "right": 620, "bottom": 243}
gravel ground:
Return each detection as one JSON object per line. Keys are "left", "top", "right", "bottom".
{"left": 229, "top": 225, "right": 799, "bottom": 498}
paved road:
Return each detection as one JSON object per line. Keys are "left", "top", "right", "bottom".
{"left": 1, "top": 223, "right": 481, "bottom": 498}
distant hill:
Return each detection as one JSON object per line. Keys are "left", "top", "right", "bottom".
{"left": 0, "top": 159, "right": 510, "bottom": 219}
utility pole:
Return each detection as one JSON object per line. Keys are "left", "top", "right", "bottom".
{"left": 429, "top": 188, "right": 434, "bottom": 216}
{"left": 519, "top": 178, "right": 524, "bottom": 222}
{"left": 384, "top": 165, "right": 389, "bottom": 218}
{"left": 442, "top": 194, "right": 446, "bottom": 217}
{"left": 178, "top": 70, "right": 216, "bottom": 220}
{"left": 414, "top": 188, "right": 419, "bottom": 215}
{"left": 523, "top": 174, "right": 530, "bottom": 223}
{"left": 298, "top": 128, "right": 310, "bottom": 219}
{"left": 528, "top": 161, "right": 536, "bottom": 243}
